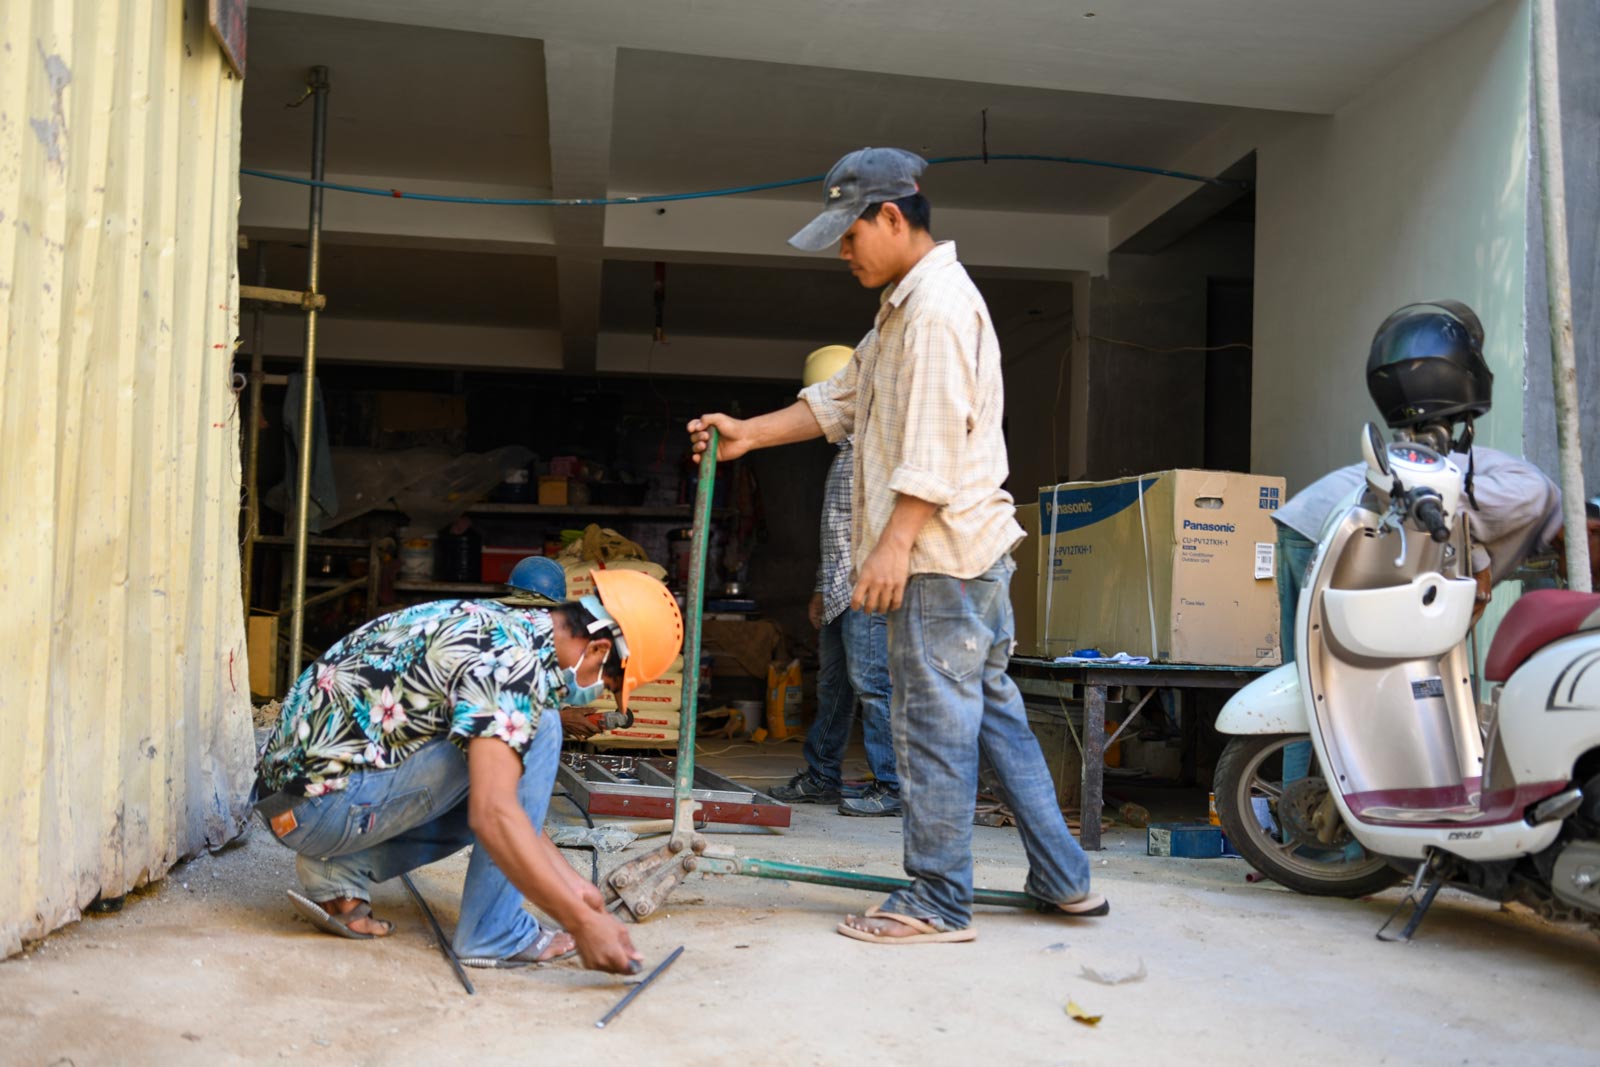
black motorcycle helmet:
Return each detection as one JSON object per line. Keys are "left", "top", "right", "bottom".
{"left": 1365, "top": 300, "right": 1493, "bottom": 429}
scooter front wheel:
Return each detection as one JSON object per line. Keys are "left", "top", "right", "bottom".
{"left": 1214, "top": 734, "right": 1400, "bottom": 898}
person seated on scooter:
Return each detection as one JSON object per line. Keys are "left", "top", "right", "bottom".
{"left": 1274, "top": 300, "right": 1564, "bottom": 665}
{"left": 1273, "top": 301, "right": 1562, "bottom": 818}
{"left": 252, "top": 570, "right": 682, "bottom": 973}
{"left": 1545, "top": 496, "right": 1600, "bottom": 592}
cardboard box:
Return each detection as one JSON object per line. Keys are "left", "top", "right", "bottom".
{"left": 1039, "top": 469, "right": 1284, "bottom": 667}
{"left": 1011, "top": 503, "right": 1044, "bottom": 657}
{"left": 247, "top": 613, "right": 278, "bottom": 698}
{"left": 1147, "top": 823, "right": 1227, "bottom": 858}
{"left": 538, "top": 476, "right": 569, "bottom": 506}
{"left": 376, "top": 391, "right": 466, "bottom": 432}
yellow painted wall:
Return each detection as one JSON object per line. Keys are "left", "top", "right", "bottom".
{"left": 0, "top": 0, "right": 253, "bottom": 956}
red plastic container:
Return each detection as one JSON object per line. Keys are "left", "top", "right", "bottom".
{"left": 480, "top": 546, "right": 544, "bottom": 584}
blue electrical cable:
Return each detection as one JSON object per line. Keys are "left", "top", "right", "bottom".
{"left": 239, "top": 153, "right": 1249, "bottom": 208}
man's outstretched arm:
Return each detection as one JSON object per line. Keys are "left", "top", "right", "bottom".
{"left": 688, "top": 401, "right": 823, "bottom": 463}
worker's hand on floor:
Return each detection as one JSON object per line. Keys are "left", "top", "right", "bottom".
{"left": 570, "top": 874, "right": 606, "bottom": 915}
{"left": 808, "top": 592, "right": 824, "bottom": 630}
{"left": 687, "top": 414, "right": 750, "bottom": 463}
{"left": 560, "top": 707, "right": 599, "bottom": 739}
{"left": 573, "top": 911, "right": 644, "bottom": 974}
{"left": 852, "top": 539, "right": 912, "bottom": 614}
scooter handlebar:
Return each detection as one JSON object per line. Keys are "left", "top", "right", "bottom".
{"left": 1413, "top": 495, "right": 1451, "bottom": 543}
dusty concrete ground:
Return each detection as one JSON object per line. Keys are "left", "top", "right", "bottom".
{"left": 3, "top": 742, "right": 1597, "bottom": 1067}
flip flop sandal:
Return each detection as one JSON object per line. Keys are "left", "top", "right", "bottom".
{"left": 460, "top": 926, "right": 580, "bottom": 970}
{"left": 286, "top": 890, "right": 393, "bottom": 939}
{"left": 1053, "top": 893, "right": 1110, "bottom": 917}
{"left": 835, "top": 906, "right": 977, "bottom": 945}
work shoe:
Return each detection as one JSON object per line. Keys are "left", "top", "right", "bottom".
{"left": 838, "top": 783, "right": 902, "bottom": 817}
{"left": 770, "top": 770, "right": 841, "bottom": 804}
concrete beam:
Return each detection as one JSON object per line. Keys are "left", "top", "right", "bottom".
{"left": 238, "top": 171, "right": 556, "bottom": 252}
{"left": 240, "top": 169, "right": 1109, "bottom": 274}
{"left": 250, "top": 314, "right": 829, "bottom": 380}
{"left": 544, "top": 40, "right": 618, "bottom": 372}
{"left": 1106, "top": 113, "right": 1296, "bottom": 253}
{"left": 254, "top": 315, "right": 565, "bottom": 371}
{"left": 607, "top": 193, "right": 1109, "bottom": 275}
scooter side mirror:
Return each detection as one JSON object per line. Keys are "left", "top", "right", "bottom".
{"left": 1362, "top": 422, "right": 1391, "bottom": 478}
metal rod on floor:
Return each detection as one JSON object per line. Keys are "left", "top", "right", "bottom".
{"left": 596, "top": 946, "right": 684, "bottom": 1029}
{"left": 287, "top": 65, "right": 330, "bottom": 680}
{"left": 703, "top": 857, "right": 1040, "bottom": 910}
{"left": 400, "top": 873, "right": 476, "bottom": 996}
{"left": 1532, "top": 0, "right": 1592, "bottom": 593}
{"left": 241, "top": 242, "right": 267, "bottom": 618}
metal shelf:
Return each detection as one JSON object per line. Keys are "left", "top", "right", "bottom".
{"left": 393, "top": 579, "right": 504, "bottom": 595}
{"left": 465, "top": 503, "right": 715, "bottom": 519}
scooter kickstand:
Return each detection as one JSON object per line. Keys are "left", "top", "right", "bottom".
{"left": 1376, "top": 857, "right": 1447, "bottom": 942}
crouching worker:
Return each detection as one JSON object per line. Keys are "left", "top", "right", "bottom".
{"left": 252, "top": 570, "right": 683, "bottom": 973}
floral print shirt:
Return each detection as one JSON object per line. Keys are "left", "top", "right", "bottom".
{"left": 257, "top": 599, "right": 567, "bottom": 797}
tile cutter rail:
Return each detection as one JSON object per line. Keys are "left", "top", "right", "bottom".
{"left": 558, "top": 753, "right": 790, "bottom": 828}
{"left": 600, "top": 428, "right": 1045, "bottom": 922}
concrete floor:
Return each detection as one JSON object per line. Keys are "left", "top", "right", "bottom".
{"left": 3, "top": 743, "right": 1597, "bottom": 1066}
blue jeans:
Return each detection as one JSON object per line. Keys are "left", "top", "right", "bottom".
{"left": 1276, "top": 525, "right": 1317, "bottom": 782}
{"left": 882, "top": 556, "right": 1092, "bottom": 930}
{"left": 803, "top": 608, "right": 898, "bottom": 791}
{"left": 269, "top": 707, "right": 564, "bottom": 960}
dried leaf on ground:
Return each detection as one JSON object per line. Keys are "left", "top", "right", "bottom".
{"left": 1064, "top": 999, "right": 1102, "bottom": 1027}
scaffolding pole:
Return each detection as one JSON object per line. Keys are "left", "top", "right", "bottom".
{"left": 1533, "top": 0, "right": 1592, "bottom": 593}
{"left": 241, "top": 242, "right": 267, "bottom": 617}
{"left": 288, "top": 66, "right": 331, "bottom": 679}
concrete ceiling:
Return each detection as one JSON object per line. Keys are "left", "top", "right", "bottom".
{"left": 238, "top": 0, "right": 1496, "bottom": 373}
{"left": 241, "top": 11, "right": 550, "bottom": 185}
{"left": 255, "top": 0, "right": 1498, "bottom": 115}
{"left": 610, "top": 51, "right": 1254, "bottom": 214}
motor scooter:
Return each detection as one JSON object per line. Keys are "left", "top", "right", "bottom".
{"left": 1214, "top": 421, "right": 1600, "bottom": 939}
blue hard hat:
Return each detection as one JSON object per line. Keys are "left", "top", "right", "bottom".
{"left": 506, "top": 555, "right": 566, "bottom": 602}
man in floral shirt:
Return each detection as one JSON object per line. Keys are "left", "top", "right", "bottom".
{"left": 255, "top": 570, "right": 682, "bottom": 973}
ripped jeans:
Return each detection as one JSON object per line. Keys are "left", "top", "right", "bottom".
{"left": 880, "top": 556, "right": 1093, "bottom": 930}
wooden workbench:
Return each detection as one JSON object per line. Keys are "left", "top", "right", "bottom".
{"left": 1006, "top": 656, "right": 1273, "bottom": 850}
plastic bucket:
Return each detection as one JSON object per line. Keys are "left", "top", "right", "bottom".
{"left": 398, "top": 528, "right": 434, "bottom": 579}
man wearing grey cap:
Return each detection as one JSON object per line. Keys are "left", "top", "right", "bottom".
{"left": 689, "top": 148, "right": 1105, "bottom": 944}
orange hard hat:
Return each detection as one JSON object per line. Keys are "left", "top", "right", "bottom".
{"left": 590, "top": 569, "right": 684, "bottom": 711}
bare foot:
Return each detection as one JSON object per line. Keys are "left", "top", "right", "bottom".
{"left": 320, "top": 897, "right": 393, "bottom": 937}
{"left": 537, "top": 931, "right": 577, "bottom": 961}
{"left": 839, "top": 913, "right": 923, "bottom": 940}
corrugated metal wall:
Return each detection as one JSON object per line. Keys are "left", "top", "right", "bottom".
{"left": 0, "top": 0, "right": 254, "bottom": 956}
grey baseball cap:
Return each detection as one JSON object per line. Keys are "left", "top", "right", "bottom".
{"left": 788, "top": 147, "right": 928, "bottom": 252}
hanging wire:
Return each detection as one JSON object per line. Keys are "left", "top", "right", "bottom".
{"left": 239, "top": 153, "right": 1251, "bottom": 208}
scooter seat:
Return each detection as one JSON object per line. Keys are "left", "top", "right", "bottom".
{"left": 1483, "top": 589, "right": 1600, "bottom": 682}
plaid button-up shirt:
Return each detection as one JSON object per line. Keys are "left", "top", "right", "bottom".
{"left": 816, "top": 439, "right": 855, "bottom": 625}
{"left": 801, "top": 242, "right": 1024, "bottom": 581}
